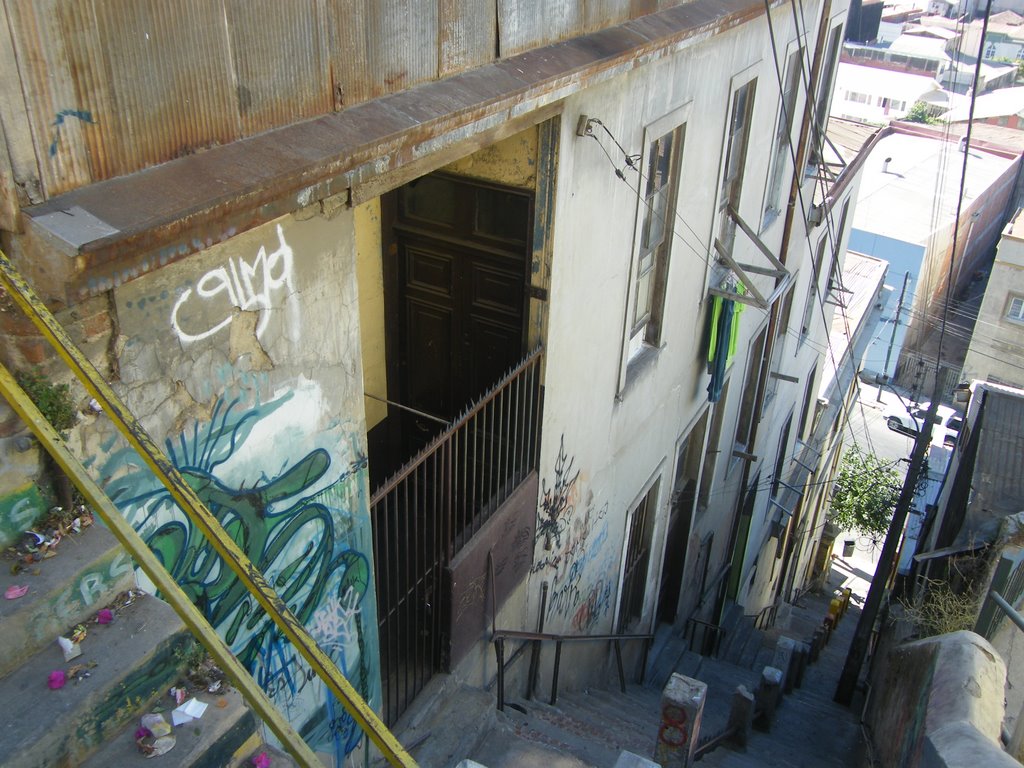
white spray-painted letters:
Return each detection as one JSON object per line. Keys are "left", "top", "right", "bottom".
{"left": 171, "top": 224, "right": 295, "bottom": 343}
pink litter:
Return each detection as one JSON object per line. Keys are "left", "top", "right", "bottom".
{"left": 4, "top": 584, "right": 28, "bottom": 600}
{"left": 47, "top": 670, "right": 66, "bottom": 689}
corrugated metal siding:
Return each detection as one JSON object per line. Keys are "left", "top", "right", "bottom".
{"left": 4, "top": 0, "right": 687, "bottom": 201}
{"left": 326, "top": 0, "right": 373, "bottom": 107}
{"left": 583, "top": 0, "right": 639, "bottom": 33}
{"left": 88, "top": 1, "right": 239, "bottom": 174}
{"left": 225, "top": 0, "right": 333, "bottom": 136}
{"left": 439, "top": 0, "right": 496, "bottom": 76}
{"left": 7, "top": 0, "right": 94, "bottom": 196}
{"left": 498, "top": 0, "right": 585, "bottom": 57}
{"left": 364, "top": 0, "right": 439, "bottom": 97}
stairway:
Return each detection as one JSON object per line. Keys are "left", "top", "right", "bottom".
{"left": 462, "top": 573, "right": 867, "bottom": 768}
{"left": 0, "top": 519, "right": 260, "bottom": 767}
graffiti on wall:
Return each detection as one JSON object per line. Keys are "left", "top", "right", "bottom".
{"left": 532, "top": 436, "right": 614, "bottom": 632}
{"left": 100, "top": 387, "right": 379, "bottom": 766}
{"left": 0, "top": 483, "right": 48, "bottom": 549}
{"left": 170, "top": 223, "right": 297, "bottom": 343}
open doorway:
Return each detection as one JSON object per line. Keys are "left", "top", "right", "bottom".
{"left": 657, "top": 409, "right": 710, "bottom": 625}
{"left": 370, "top": 173, "right": 533, "bottom": 484}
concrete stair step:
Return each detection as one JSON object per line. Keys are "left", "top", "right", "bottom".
{"left": 0, "top": 523, "right": 134, "bottom": 678}
{"left": 232, "top": 743, "right": 299, "bottom": 768}
{"left": 558, "top": 689, "right": 660, "bottom": 748}
{"left": 645, "top": 631, "right": 689, "bottom": 691}
{"left": 81, "top": 687, "right": 256, "bottom": 768}
{"left": 502, "top": 695, "right": 643, "bottom": 768}
{"left": 719, "top": 615, "right": 754, "bottom": 665}
{"left": 380, "top": 677, "right": 497, "bottom": 768}
{"left": 468, "top": 715, "right": 595, "bottom": 768}
{"left": 735, "top": 626, "right": 767, "bottom": 670}
{"left": 0, "top": 591, "right": 191, "bottom": 768}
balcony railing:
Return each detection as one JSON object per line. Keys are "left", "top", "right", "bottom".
{"left": 370, "top": 347, "right": 543, "bottom": 724}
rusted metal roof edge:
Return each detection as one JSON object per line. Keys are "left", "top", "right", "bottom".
{"left": 24, "top": 0, "right": 773, "bottom": 300}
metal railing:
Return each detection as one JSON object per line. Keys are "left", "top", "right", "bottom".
{"left": 371, "top": 348, "right": 543, "bottom": 725}
{"left": 747, "top": 602, "right": 780, "bottom": 631}
{"left": 491, "top": 629, "right": 653, "bottom": 709}
{"left": 685, "top": 618, "right": 726, "bottom": 657}
{"left": 0, "top": 252, "right": 415, "bottom": 766}
{"left": 988, "top": 590, "right": 1024, "bottom": 634}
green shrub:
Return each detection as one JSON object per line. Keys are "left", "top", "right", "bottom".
{"left": 15, "top": 368, "right": 77, "bottom": 435}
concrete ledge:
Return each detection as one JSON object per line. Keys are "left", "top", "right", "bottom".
{"left": 923, "top": 721, "right": 1022, "bottom": 768}
{"left": 870, "top": 630, "right": 1019, "bottom": 768}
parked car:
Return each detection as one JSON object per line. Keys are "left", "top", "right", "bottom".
{"left": 884, "top": 402, "right": 962, "bottom": 445}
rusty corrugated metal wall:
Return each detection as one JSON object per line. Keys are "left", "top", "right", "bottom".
{"left": 0, "top": 0, "right": 685, "bottom": 208}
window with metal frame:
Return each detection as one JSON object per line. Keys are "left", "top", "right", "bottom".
{"left": 766, "top": 50, "right": 803, "bottom": 221}
{"left": 1007, "top": 295, "right": 1024, "bottom": 322}
{"left": 800, "top": 236, "right": 827, "bottom": 338}
{"left": 628, "top": 125, "right": 685, "bottom": 357}
{"left": 719, "top": 79, "right": 757, "bottom": 254}
{"left": 734, "top": 325, "right": 768, "bottom": 454}
{"left": 809, "top": 25, "right": 843, "bottom": 165}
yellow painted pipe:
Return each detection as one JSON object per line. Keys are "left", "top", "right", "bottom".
{"left": 0, "top": 362, "right": 323, "bottom": 766}
{"left": 0, "top": 252, "right": 415, "bottom": 768}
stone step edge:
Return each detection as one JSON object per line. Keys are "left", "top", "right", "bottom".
{"left": 0, "top": 592, "right": 190, "bottom": 768}
{"left": 0, "top": 522, "right": 134, "bottom": 678}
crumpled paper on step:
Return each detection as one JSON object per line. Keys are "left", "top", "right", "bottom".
{"left": 171, "top": 697, "right": 208, "bottom": 726}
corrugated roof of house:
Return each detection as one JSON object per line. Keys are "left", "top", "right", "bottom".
{"left": 951, "top": 385, "right": 1024, "bottom": 547}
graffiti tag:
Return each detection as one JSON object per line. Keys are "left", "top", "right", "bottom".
{"left": 171, "top": 224, "right": 295, "bottom": 343}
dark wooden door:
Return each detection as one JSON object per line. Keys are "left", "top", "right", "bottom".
{"left": 389, "top": 174, "right": 532, "bottom": 451}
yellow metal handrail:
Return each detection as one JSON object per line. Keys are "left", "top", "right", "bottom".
{"left": 0, "top": 363, "right": 322, "bottom": 765}
{"left": 0, "top": 252, "right": 415, "bottom": 768}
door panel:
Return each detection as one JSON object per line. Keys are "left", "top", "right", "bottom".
{"left": 404, "top": 298, "right": 453, "bottom": 416}
{"left": 391, "top": 175, "right": 531, "bottom": 430}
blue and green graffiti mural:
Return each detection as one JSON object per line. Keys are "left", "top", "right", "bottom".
{"left": 100, "top": 391, "right": 380, "bottom": 765}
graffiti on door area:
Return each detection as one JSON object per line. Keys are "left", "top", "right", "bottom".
{"left": 99, "top": 386, "right": 379, "bottom": 765}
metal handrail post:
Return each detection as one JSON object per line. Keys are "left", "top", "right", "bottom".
{"left": 613, "top": 640, "right": 626, "bottom": 693}
{"left": 550, "top": 641, "right": 563, "bottom": 705}
{"left": 0, "top": 252, "right": 415, "bottom": 767}
{"left": 0, "top": 363, "right": 322, "bottom": 767}
{"left": 495, "top": 638, "right": 506, "bottom": 712}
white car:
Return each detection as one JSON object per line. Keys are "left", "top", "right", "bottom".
{"left": 884, "top": 402, "right": 963, "bottom": 446}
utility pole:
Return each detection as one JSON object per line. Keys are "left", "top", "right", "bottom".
{"left": 836, "top": 0, "right": 992, "bottom": 693}
{"left": 877, "top": 271, "right": 910, "bottom": 403}
{"left": 833, "top": 393, "right": 938, "bottom": 704}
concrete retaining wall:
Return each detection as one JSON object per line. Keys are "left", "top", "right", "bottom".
{"left": 870, "top": 630, "right": 1020, "bottom": 768}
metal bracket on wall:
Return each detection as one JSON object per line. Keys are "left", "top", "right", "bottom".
{"left": 709, "top": 203, "right": 791, "bottom": 309}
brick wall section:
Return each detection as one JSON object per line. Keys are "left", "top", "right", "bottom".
{"left": 0, "top": 286, "right": 117, "bottom": 437}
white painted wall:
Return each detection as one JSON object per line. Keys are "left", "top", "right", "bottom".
{"left": 526, "top": 0, "right": 850, "bottom": 667}
{"left": 963, "top": 213, "right": 1024, "bottom": 389}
